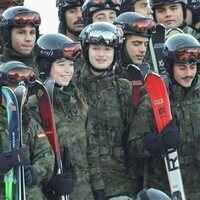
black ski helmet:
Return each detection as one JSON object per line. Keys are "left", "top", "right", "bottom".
{"left": 163, "top": 33, "right": 200, "bottom": 75}
{"left": 79, "top": 21, "right": 123, "bottom": 65}
{"left": 82, "top": 0, "right": 121, "bottom": 26}
{"left": 137, "top": 188, "right": 171, "bottom": 200}
{"left": 0, "top": 0, "right": 24, "bottom": 9}
{"left": 0, "top": 60, "right": 35, "bottom": 87}
{"left": 0, "top": 6, "right": 41, "bottom": 48}
{"left": 151, "top": 0, "right": 187, "bottom": 20}
{"left": 114, "top": 12, "right": 155, "bottom": 38}
{"left": 35, "top": 33, "right": 82, "bottom": 80}
{"left": 56, "top": 0, "right": 84, "bottom": 35}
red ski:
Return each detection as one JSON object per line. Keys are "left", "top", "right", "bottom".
{"left": 145, "top": 72, "right": 186, "bottom": 200}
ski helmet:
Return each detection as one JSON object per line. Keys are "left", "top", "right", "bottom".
{"left": 114, "top": 12, "right": 155, "bottom": 37}
{"left": 79, "top": 21, "right": 123, "bottom": 70}
{"left": 0, "top": 6, "right": 41, "bottom": 47}
{"left": 151, "top": 0, "right": 187, "bottom": 20}
{"left": 57, "top": 0, "right": 84, "bottom": 35}
{"left": 0, "top": 0, "right": 24, "bottom": 8}
{"left": 163, "top": 33, "right": 200, "bottom": 74}
{"left": 120, "top": 0, "right": 136, "bottom": 13}
{"left": 0, "top": 60, "right": 35, "bottom": 87}
{"left": 82, "top": 0, "right": 121, "bottom": 26}
{"left": 136, "top": 188, "right": 171, "bottom": 200}
{"left": 35, "top": 33, "right": 82, "bottom": 80}
{"left": 186, "top": 0, "right": 200, "bottom": 10}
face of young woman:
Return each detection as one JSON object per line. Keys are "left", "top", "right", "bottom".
{"left": 11, "top": 26, "right": 36, "bottom": 55}
{"left": 50, "top": 58, "right": 74, "bottom": 89}
{"left": 88, "top": 44, "right": 115, "bottom": 70}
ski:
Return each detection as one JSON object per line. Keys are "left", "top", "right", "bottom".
{"left": 145, "top": 72, "right": 185, "bottom": 200}
{"left": 14, "top": 82, "right": 27, "bottom": 200}
{"left": 149, "top": 23, "right": 167, "bottom": 78}
{"left": 33, "top": 79, "right": 68, "bottom": 200}
{"left": 127, "top": 64, "right": 145, "bottom": 108}
{"left": 2, "top": 84, "right": 27, "bottom": 200}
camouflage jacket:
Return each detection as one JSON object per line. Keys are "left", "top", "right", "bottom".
{"left": 76, "top": 63, "right": 139, "bottom": 198}
{"left": 27, "top": 82, "right": 104, "bottom": 200}
{"left": 128, "top": 76, "right": 200, "bottom": 199}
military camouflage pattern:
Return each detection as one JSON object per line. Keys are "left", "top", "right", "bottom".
{"left": 28, "top": 82, "right": 103, "bottom": 200}
{"left": 76, "top": 63, "right": 139, "bottom": 198}
{"left": 0, "top": 100, "right": 51, "bottom": 199}
{"left": 128, "top": 76, "right": 200, "bottom": 200}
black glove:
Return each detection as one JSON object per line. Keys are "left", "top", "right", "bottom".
{"left": 24, "top": 165, "right": 39, "bottom": 187}
{"left": 47, "top": 170, "right": 74, "bottom": 195}
{"left": 0, "top": 147, "right": 30, "bottom": 174}
{"left": 93, "top": 189, "right": 106, "bottom": 200}
{"left": 144, "top": 118, "right": 181, "bottom": 156}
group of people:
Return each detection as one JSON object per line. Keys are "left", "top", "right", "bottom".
{"left": 0, "top": 0, "right": 200, "bottom": 200}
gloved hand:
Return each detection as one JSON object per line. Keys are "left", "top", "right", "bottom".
{"left": 93, "top": 189, "right": 106, "bottom": 200}
{"left": 144, "top": 118, "right": 181, "bottom": 156}
{"left": 0, "top": 147, "right": 30, "bottom": 174}
{"left": 47, "top": 170, "right": 74, "bottom": 195}
{"left": 24, "top": 165, "right": 39, "bottom": 187}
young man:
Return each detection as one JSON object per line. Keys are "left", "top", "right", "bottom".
{"left": 0, "top": 6, "right": 41, "bottom": 76}
{"left": 128, "top": 33, "right": 200, "bottom": 199}
{"left": 82, "top": 0, "right": 121, "bottom": 26}
{"left": 120, "top": 0, "right": 153, "bottom": 18}
{"left": 114, "top": 12, "right": 155, "bottom": 79}
{"left": 57, "top": 0, "right": 84, "bottom": 41}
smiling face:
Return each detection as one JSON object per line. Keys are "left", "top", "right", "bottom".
{"left": 173, "top": 62, "right": 197, "bottom": 87}
{"left": 154, "top": 3, "right": 184, "bottom": 29}
{"left": 50, "top": 58, "right": 74, "bottom": 89}
{"left": 88, "top": 44, "right": 115, "bottom": 73}
{"left": 11, "top": 25, "right": 36, "bottom": 55}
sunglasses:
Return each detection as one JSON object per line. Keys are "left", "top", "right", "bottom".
{"left": 0, "top": 0, "right": 23, "bottom": 5}
{"left": 86, "top": 29, "right": 123, "bottom": 45}
{"left": 63, "top": 43, "right": 82, "bottom": 59}
{"left": 174, "top": 47, "right": 200, "bottom": 63}
{"left": 7, "top": 68, "right": 36, "bottom": 84}
{"left": 10, "top": 11, "right": 41, "bottom": 27}
{"left": 132, "top": 18, "right": 156, "bottom": 33}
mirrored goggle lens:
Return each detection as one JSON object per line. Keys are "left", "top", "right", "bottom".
{"left": 0, "top": 0, "right": 23, "bottom": 5}
{"left": 8, "top": 68, "right": 36, "bottom": 83}
{"left": 132, "top": 18, "right": 156, "bottom": 33}
{"left": 63, "top": 43, "right": 82, "bottom": 58}
{"left": 175, "top": 47, "right": 200, "bottom": 63}
{"left": 92, "top": 0, "right": 121, "bottom": 5}
{"left": 87, "top": 30, "right": 119, "bottom": 45}
{"left": 13, "top": 12, "right": 41, "bottom": 26}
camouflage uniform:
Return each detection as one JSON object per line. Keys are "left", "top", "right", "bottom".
{"left": 76, "top": 63, "right": 139, "bottom": 198}
{"left": 0, "top": 102, "right": 52, "bottom": 199}
{"left": 27, "top": 82, "right": 103, "bottom": 200}
{"left": 128, "top": 75, "right": 200, "bottom": 200}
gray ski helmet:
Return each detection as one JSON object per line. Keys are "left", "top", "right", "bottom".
{"left": 114, "top": 12, "right": 155, "bottom": 37}
{"left": 0, "top": 60, "right": 35, "bottom": 87}
{"left": 82, "top": 0, "right": 121, "bottom": 26}
{"left": 163, "top": 33, "right": 200, "bottom": 74}
{"left": 1, "top": 6, "right": 41, "bottom": 47}
{"left": 137, "top": 188, "right": 171, "bottom": 200}
{"left": 151, "top": 0, "right": 187, "bottom": 20}
{"left": 35, "top": 33, "right": 82, "bottom": 80}
{"left": 79, "top": 21, "right": 123, "bottom": 68}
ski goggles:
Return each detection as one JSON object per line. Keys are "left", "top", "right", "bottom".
{"left": 0, "top": 0, "right": 24, "bottom": 6}
{"left": 131, "top": 18, "right": 156, "bottom": 33}
{"left": 62, "top": 43, "right": 82, "bottom": 59}
{"left": 7, "top": 68, "right": 36, "bottom": 84}
{"left": 173, "top": 47, "right": 200, "bottom": 63}
{"left": 89, "top": 0, "right": 121, "bottom": 6}
{"left": 9, "top": 11, "right": 41, "bottom": 27}
{"left": 85, "top": 29, "right": 123, "bottom": 45}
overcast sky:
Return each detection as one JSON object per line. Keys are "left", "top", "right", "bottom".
{"left": 24, "top": 0, "right": 59, "bottom": 34}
